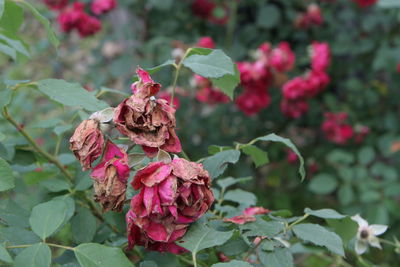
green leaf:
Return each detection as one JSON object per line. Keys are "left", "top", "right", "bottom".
{"left": 23, "top": 170, "right": 57, "bottom": 185}
{"left": 212, "top": 260, "right": 253, "bottom": 267}
{"left": 140, "top": 261, "right": 158, "bottom": 267}
{"left": 216, "top": 176, "right": 251, "bottom": 190}
{"left": 17, "top": 1, "right": 59, "bottom": 48}
{"left": 358, "top": 146, "right": 375, "bottom": 165}
{"left": 36, "top": 79, "right": 109, "bottom": 111}
{"left": 338, "top": 184, "right": 354, "bottom": 205}
{"left": 183, "top": 49, "right": 235, "bottom": 78}
{"left": 211, "top": 64, "right": 240, "bottom": 99}
{"left": 256, "top": 133, "right": 305, "bottom": 181}
{"left": 0, "top": 32, "right": 30, "bottom": 58}
{"left": 292, "top": 223, "right": 344, "bottom": 256}
{"left": 259, "top": 248, "right": 293, "bottom": 267}
{"left": 240, "top": 219, "right": 284, "bottom": 238}
{"left": 0, "top": 227, "right": 41, "bottom": 245}
{"left": 13, "top": 243, "right": 51, "bottom": 267}
{"left": 304, "top": 208, "right": 346, "bottom": 219}
{"left": 257, "top": 5, "right": 281, "bottom": 29}
{"left": 308, "top": 174, "right": 337, "bottom": 195}
{"left": 207, "top": 145, "right": 233, "bottom": 155}
{"left": 202, "top": 150, "right": 240, "bottom": 178}
{"left": 0, "top": 0, "right": 23, "bottom": 34}
{"left": 0, "top": 0, "right": 4, "bottom": 19}
{"left": 0, "top": 82, "right": 12, "bottom": 109}
{"left": 0, "top": 243, "right": 12, "bottom": 264}
{"left": 0, "top": 42, "right": 15, "bottom": 59}
{"left": 378, "top": 0, "right": 400, "bottom": 8}
{"left": 326, "top": 149, "right": 354, "bottom": 164}
{"left": 71, "top": 207, "right": 97, "bottom": 244}
{"left": 40, "top": 178, "right": 71, "bottom": 192}
{"left": 326, "top": 217, "right": 358, "bottom": 244}
{"left": 0, "top": 157, "right": 14, "bottom": 191}
{"left": 179, "top": 222, "right": 233, "bottom": 253}
{"left": 74, "top": 243, "right": 134, "bottom": 267}
{"left": 0, "top": 200, "right": 30, "bottom": 228}
{"left": 224, "top": 189, "right": 257, "bottom": 206}
{"left": 240, "top": 145, "right": 269, "bottom": 167}
{"left": 29, "top": 199, "right": 68, "bottom": 239}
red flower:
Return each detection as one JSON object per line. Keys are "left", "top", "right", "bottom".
{"left": 191, "top": 0, "right": 229, "bottom": 25}
{"left": 196, "top": 36, "right": 215, "bottom": 49}
{"left": 235, "top": 91, "right": 271, "bottom": 116}
{"left": 310, "top": 42, "right": 330, "bottom": 72}
{"left": 287, "top": 150, "right": 298, "bottom": 164}
{"left": 223, "top": 206, "right": 270, "bottom": 225}
{"left": 280, "top": 99, "right": 309, "bottom": 119}
{"left": 352, "top": 0, "right": 378, "bottom": 8}
{"left": 282, "top": 77, "right": 308, "bottom": 101}
{"left": 192, "top": 75, "right": 229, "bottom": 105}
{"left": 269, "top": 42, "right": 295, "bottom": 72}
{"left": 43, "top": 0, "right": 69, "bottom": 10}
{"left": 91, "top": 0, "right": 117, "bottom": 15}
{"left": 322, "top": 112, "right": 354, "bottom": 145}
{"left": 114, "top": 68, "right": 181, "bottom": 157}
{"left": 77, "top": 14, "right": 102, "bottom": 37}
{"left": 304, "top": 70, "right": 330, "bottom": 97}
{"left": 91, "top": 141, "right": 130, "bottom": 212}
{"left": 126, "top": 158, "right": 214, "bottom": 253}
{"left": 70, "top": 119, "right": 104, "bottom": 170}
{"left": 307, "top": 4, "right": 323, "bottom": 26}
{"left": 57, "top": 2, "right": 85, "bottom": 32}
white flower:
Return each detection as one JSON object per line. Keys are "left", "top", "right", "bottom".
{"left": 351, "top": 214, "right": 388, "bottom": 255}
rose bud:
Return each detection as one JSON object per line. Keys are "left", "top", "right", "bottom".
{"left": 126, "top": 158, "right": 214, "bottom": 253}
{"left": 70, "top": 119, "right": 104, "bottom": 170}
{"left": 91, "top": 141, "right": 130, "bottom": 212}
{"left": 114, "top": 69, "right": 181, "bottom": 157}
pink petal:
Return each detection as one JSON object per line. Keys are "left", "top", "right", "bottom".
{"left": 142, "top": 146, "right": 159, "bottom": 158}
{"left": 243, "top": 207, "right": 271, "bottom": 216}
{"left": 132, "top": 162, "right": 167, "bottom": 190}
{"left": 223, "top": 215, "right": 256, "bottom": 225}
{"left": 158, "top": 176, "right": 178, "bottom": 205}
{"left": 146, "top": 221, "right": 168, "bottom": 242}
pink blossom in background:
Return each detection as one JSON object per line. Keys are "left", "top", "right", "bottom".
{"left": 91, "top": 0, "right": 117, "bottom": 15}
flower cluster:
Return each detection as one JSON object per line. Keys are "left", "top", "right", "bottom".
{"left": 281, "top": 42, "right": 330, "bottom": 118}
{"left": 43, "top": 0, "right": 117, "bottom": 37}
{"left": 191, "top": 0, "right": 229, "bottom": 25}
{"left": 321, "top": 112, "right": 354, "bottom": 145}
{"left": 236, "top": 42, "right": 295, "bottom": 116}
{"left": 70, "top": 67, "right": 214, "bottom": 253}
{"left": 352, "top": 0, "right": 378, "bottom": 8}
{"left": 126, "top": 158, "right": 214, "bottom": 253}
{"left": 295, "top": 4, "right": 324, "bottom": 29}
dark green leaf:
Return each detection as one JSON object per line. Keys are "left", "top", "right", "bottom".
{"left": 292, "top": 223, "right": 344, "bottom": 256}
{"left": 304, "top": 208, "right": 345, "bottom": 219}
{"left": 240, "top": 145, "right": 269, "bottom": 167}
{"left": 202, "top": 150, "right": 240, "bottom": 178}
{"left": 13, "top": 243, "right": 51, "bottom": 267}
{"left": 140, "top": 261, "right": 158, "bottom": 267}
{"left": 29, "top": 199, "right": 69, "bottom": 239}
{"left": 0, "top": 227, "right": 41, "bottom": 245}
{"left": 240, "top": 219, "right": 284, "bottom": 238}
{"left": 216, "top": 176, "right": 251, "bottom": 190}
{"left": 256, "top": 133, "right": 305, "bottom": 180}
{"left": 308, "top": 174, "right": 337, "bottom": 195}
{"left": 40, "top": 178, "right": 71, "bottom": 192}
{"left": 71, "top": 207, "right": 97, "bottom": 243}
{"left": 212, "top": 260, "right": 253, "bottom": 267}
{"left": 211, "top": 64, "right": 240, "bottom": 99}
{"left": 0, "top": 157, "right": 14, "bottom": 191}
{"left": 74, "top": 243, "right": 134, "bottom": 267}
{"left": 183, "top": 49, "right": 235, "bottom": 78}
{"left": 207, "top": 145, "right": 233, "bottom": 155}
{"left": 259, "top": 248, "right": 293, "bottom": 267}
{"left": 0, "top": 243, "right": 12, "bottom": 264}
{"left": 36, "top": 79, "right": 109, "bottom": 111}
{"left": 179, "top": 222, "right": 233, "bottom": 253}
{"left": 0, "top": 200, "right": 30, "bottom": 227}
{"left": 17, "top": 1, "right": 59, "bottom": 47}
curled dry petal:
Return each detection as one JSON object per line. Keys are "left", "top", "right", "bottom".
{"left": 126, "top": 158, "right": 214, "bottom": 253}
{"left": 69, "top": 119, "right": 104, "bottom": 171}
{"left": 131, "top": 67, "right": 161, "bottom": 98}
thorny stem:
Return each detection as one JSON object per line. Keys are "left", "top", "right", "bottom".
{"left": 2, "top": 106, "right": 118, "bottom": 234}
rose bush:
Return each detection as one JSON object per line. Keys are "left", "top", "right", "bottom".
{"left": 1, "top": 0, "right": 400, "bottom": 266}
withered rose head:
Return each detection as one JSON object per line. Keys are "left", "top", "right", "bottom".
{"left": 113, "top": 95, "right": 181, "bottom": 157}
{"left": 131, "top": 67, "right": 161, "bottom": 98}
{"left": 126, "top": 158, "right": 214, "bottom": 253}
{"left": 91, "top": 141, "right": 130, "bottom": 212}
{"left": 69, "top": 119, "right": 104, "bottom": 171}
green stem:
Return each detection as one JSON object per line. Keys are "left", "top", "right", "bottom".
{"left": 287, "top": 214, "right": 310, "bottom": 230}
{"left": 2, "top": 107, "right": 74, "bottom": 183}
{"left": 378, "top": 238, "right": 399, "bottom": 247}
{"left": 192, "top": 252, "right": 198, "bottom": 267}
{"left": 7, "top": 243, "right": 74, "bottom": 251}
{"left": 170, "top": 48, "right": 193, "bottom": 106}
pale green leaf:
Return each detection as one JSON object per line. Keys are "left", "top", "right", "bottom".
{"left": 202, "top": 150, "right": 240, "bottom": 178}
{"left": 0, "top": 243, "right": 12, "bottom": 263}
{"left": 13, "top": 243, "right": 51, "bottom": 267}
{"left": 308, "top": 174, "right": 337, "bottom": 195}
{"left": 240, "top": 145, "right": 269, "bottom": 167}
{"left": 259, "top": 248, "right": 293, "bottom": 267}
{"left": 74, "top": 243, "right": 134, "bottom": 267}
{"left": 212, "top": 260, "right": 253, "bottom": 267}
{"left": 0, "top": 157, "right": 14, "bottom": 191}
{"left": 304, "top": 208, "right": 346, "bottom": 219}
{"left": 224, "top": 189, "right": 257, "bottom": 206}
{"left": 211, "top": 64, "right": 240, "bottom": 99}
{"left": 71, "top": 207, "right": 97, "bottom": 243}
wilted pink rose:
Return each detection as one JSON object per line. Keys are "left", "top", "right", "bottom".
{"left": 91, "top": 0, "right": 117, "bottom": 15}
{"left": 310, "top": 42, "right": 330, "bottom": 72}
{"left": 43, "top": 0, "right": 69, "bottom": 10}
{"left": 126, "top": 158, "right": 214, "bottom": 253}
{"left": 196, "top": 36, "right": 215, "bottom": 49}
{"left": 91, "top": 141, "right": 130, "bottom": 212}
{"left": 269, "top": 42, "right": 295, "bottom": 72}
{"left": 158, "top": 91, "right": 180, "bottom": 109}
{"left": 235, "top": 91, "right": 271, "bottom": 116}
{"left": 70, "top": 119, "right": 104, "bottom": 170}
{"left": 280, "top": 99, "right": 309, "bottom": 118}
{"left": 352, "top": 0, "right": 378, "bottom": 8}
{"left": 57, "top": 2, "right": 85, "bottom": 32}
{"left": 77, "top": 14, "right": 102, "bottom": 37}
{"left": 322, "top": 112, "right": 354, "bottom": 144}
{"left": 224, "top": 206, "right": 270, "bottom": 225}
{"left": 114, "top": 68, "right": 181, "bottom": 157}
